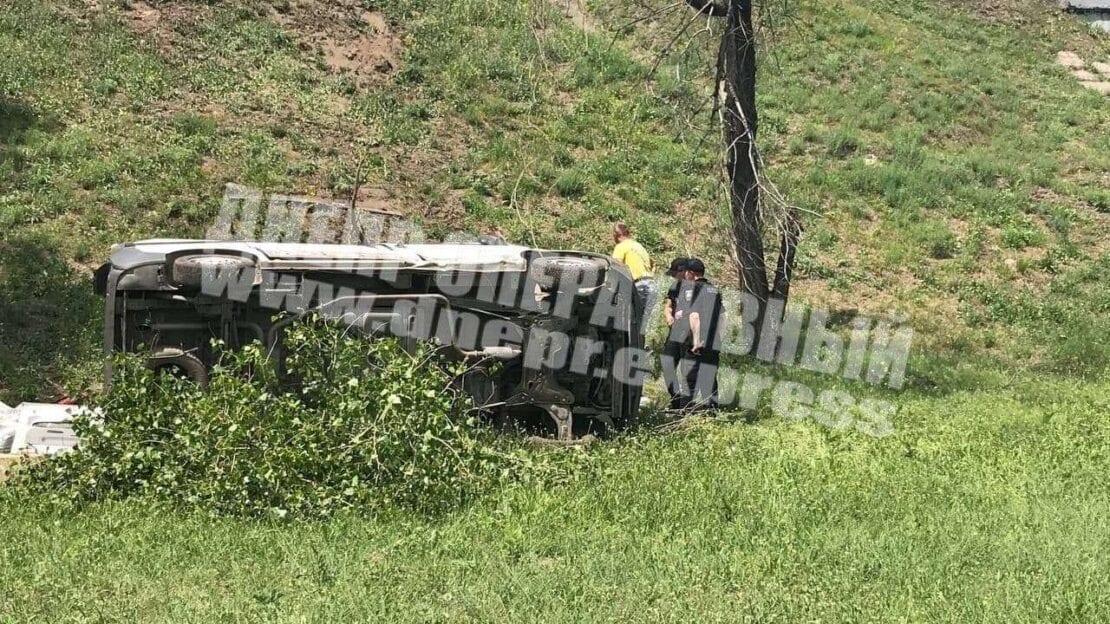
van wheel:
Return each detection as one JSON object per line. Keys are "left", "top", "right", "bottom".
{"left": 145, "top": 350, "right": 209, "bottom": 387}
{"left": 529, "top": 256, "right": 608, "bottom": 289}
{"left": 172, "top": 255, "right": 254, "bottom": 289}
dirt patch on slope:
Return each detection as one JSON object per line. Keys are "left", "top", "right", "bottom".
{"left": 550, "top": 0, "right": 600, "bottom": 34}
{"left": 272, "top": 1, "right": 402, "bottom": 86}
{"left": 966, "top": 0, "right": 1029, "bottom": 23}
{"left": 120, "top": 1, "right": 402, "bottom": 85}
{"left": 123, "top": 0, "right": 214, "bottom": 51}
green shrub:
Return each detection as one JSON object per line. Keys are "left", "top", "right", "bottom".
{"left": 825, "top": 130, "right": 860, "bottom": 158}
{"left": 917, "top": 220, "right": 958, "bottom": 260}
{"left": 1001, "top": 222, "right": 1046, "bottom": 250}
{"left": 554, "top": 170, "right": 587, "bottom": 198}
{"left": 172, "top": 112, "right": 218, "bottom": 137}
{"left": 10, "top": 319, "right": 529, "bottom": 519}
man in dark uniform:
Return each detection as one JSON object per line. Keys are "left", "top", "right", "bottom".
{"left": 661, "top": 257, "right": 691, "bottom": 409}
{"left": 678, "top": 258, "right": 724, "bottom": 410}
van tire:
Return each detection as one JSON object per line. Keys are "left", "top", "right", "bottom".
{"left": 172, "top": 255, "right": 254, "bottom": 289}
{"left": 529, "top": 256, "right": 608, "bottom": 290}
{"left": 145, "top": 350, "right": 209, "bottom": 387}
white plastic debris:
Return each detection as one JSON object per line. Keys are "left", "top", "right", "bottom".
{"left": 0, "top": 402, "right": 83, "bottom": 455}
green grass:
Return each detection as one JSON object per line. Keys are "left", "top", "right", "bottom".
{"left": 1, "top": 0, "right": 1109, "bottom": 619}
{"left": 3, "top": 372, "right": 1108, "bottom": 622}
{"left": 2, "top": 0, "right": 1108, "bottom": 399}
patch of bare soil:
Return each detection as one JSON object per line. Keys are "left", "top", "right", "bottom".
{"left": 118, "top": 1, "right": 402, "bottom": 86}
{"left": 550, "top": 0, "right": 600, "bottom": 34}
{"left": 1030, "top": 185, "right": 1098, "bottom": 214}
{"left": 947, "top": 217, "right": 972, "bottom": 239}
{"left": 272, "top": 1, "right": 402, "bottom": 87}
{"left": 392, "top": 117, "right": 473, "bottom": 219}
{"left": 425, "top": 189, "right": 468, "bottom": 228}
{"left": 123, "top": 0, "right": 214, "bottom": 52}
{"left": 352, "top": 186, "right": 399, "bottom": 215}
{"left": 967, "top": 0, "right": 1030, "bottom": 23}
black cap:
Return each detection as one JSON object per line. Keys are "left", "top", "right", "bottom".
{"left": 687, "top": 258, "right": 706, "bottom": 274}
{"left": 668, "top": 257, "right": 689, "bottom": 274}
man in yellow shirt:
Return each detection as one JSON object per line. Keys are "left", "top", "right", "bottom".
{"left": 611, "top": 222, "right": 655, "bottom": 335}
{"left": 611, "top": 223, "right": 652, "bottom": 280}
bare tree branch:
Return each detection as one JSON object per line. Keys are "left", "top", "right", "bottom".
{"left": 651, "top": 5, "right": 711, "bottom": 76}
{"left": 615, "top": 1, "right": 686, "bottom": 32}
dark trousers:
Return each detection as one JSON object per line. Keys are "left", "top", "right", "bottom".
{"left": 661, "top": 340, "right": 686, "bottom": 409}
{"left": 682, "top": 348, "right": 719, "bottom": 409}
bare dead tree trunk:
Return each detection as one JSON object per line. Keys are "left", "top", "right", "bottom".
{"left": 685, "top": 0, "right": 800, "bottom": 355}
{"left": 717, "top": 0, "right": 766, "bottom": 303}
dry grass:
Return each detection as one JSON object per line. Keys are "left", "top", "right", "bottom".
{"left": 0, "top": 455, "right": 20, "bottom": 482}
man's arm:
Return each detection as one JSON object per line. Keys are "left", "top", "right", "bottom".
{"left": 689, "top": 311, "right": 702, "bottom": 351}
{"left": 664, "top": 298, "right": 675, "bottom": 327}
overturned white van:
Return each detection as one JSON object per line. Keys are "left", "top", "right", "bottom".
{"left": 95, "top": 239, "right": 646, "bottom": 439}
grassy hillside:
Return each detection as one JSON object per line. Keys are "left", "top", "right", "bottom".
{"left": 1, "top": 0, "right": 1109, "bottom": 620}
{"left": 1, "top": 0, "right": 1107, "bottom": 400}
